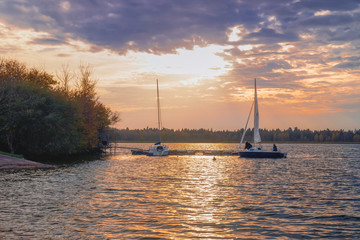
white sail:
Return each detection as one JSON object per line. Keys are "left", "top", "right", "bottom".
{"left": 239, "top": 78, "right": 287, "bottom": 158}
{"left": 253, "top": 78, "right": 261, "bottom": 143}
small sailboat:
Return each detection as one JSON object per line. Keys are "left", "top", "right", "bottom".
{"left": 146, "top": 79, "right": 169, "bottom": 156}
{"left": 131, "top": 80, "right": 169, "bottom": 156}
{"left": 239, "top": 78, "right": 287, "bottom": 158}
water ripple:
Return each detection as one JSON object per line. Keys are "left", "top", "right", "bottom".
{"left": 1, "top": 143, "right": 360, "bottom": 239}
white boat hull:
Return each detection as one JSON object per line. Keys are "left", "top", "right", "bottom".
{"left": 147, "top": 145, "right": 169, "bottom": 156}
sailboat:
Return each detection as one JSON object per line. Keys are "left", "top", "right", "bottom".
{"left": 146, "top": 79, "right": 169, "bottom": 156}
{"left": 131, "top": 80, "right": 169, "bottom": 156}
{"left": 239, "top": 78, "right": 287, "bottom": 158}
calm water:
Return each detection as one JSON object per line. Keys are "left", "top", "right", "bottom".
{"left": 1, "top": 143, "right": 360, "bottom": 239}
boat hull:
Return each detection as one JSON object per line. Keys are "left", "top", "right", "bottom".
{"left": 131, "top": 145, "right": 169, "bottom": 156}
{"left": 239, "top": 150, "right": 287, "bottom": 158}
{"left": 147, "top": 151, "right": 168, "bottom": 156}
{"left": 131, "top": 149, "right": 148, "bottom": 155}
{"left": 147, "top": 145, "right": 169, "bottom": 156}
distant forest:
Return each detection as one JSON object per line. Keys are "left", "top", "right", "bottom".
{"left": 108, "top": 127, "right": 360, "bottom": 143}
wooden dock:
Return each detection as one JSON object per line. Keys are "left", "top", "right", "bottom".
{"left": 101, "top": 146, "right": 238, "bottom": 156}
{"left": 100, "top": 143, "right": 240, "bottom": 156}
{"left": 132, "top": 149, "right": 239, "bottom": 156}
{"left": 169, "top": 150, "right": 239, "bottom": 156}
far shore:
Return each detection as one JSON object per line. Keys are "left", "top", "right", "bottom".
{"left": 0, "top": 153, "right": 55, "bottom": 170}
{"left": 110, "top": 141, "right": 359, "bottom": 144}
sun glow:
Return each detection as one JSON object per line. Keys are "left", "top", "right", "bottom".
{"left": 136, "top": 45, "right": 232, "bottom": 83}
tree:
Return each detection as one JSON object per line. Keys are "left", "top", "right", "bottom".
{"left": 0, "top": 58, "right": 119, "bottom": 158}
{"left": 0, "top": 58, "right": 26, "bottom": 84}
{"left": 0, "top": 82, "right": 84, "bottom": 155}
{"left": 56, "top": 64, "right": 73, "bottom": 95}
{"left": 26, "top": 68, "right": 57, "bottom": 89}
{"left": 73, "top": 64, "right": 119, "bottom": 149}
{"left": 0, "top": 59, "right": 30, "bottom": 153}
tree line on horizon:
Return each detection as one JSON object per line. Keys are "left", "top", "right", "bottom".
{"left": 0, "top": 58, "right": 119, "bottom": 159}
{"left": 107, "top": 127, "right": 360, "bottom": 143}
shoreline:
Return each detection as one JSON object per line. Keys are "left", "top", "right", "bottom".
{"left": 110, "top": 141, "right": 360, "bottom": 144}
{"left": 0, "top": 153, "right": 55, "bottom": 170}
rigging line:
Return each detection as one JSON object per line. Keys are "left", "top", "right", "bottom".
{"left": 239, "top": 101, "right": 255, "bottom": 149}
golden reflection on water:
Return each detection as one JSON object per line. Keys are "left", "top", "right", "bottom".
{"left": 84, "top": 143, "right": 290, "bottom": 239}
{"left": 91, "top": 143, "right": 246, "bottom": 239}
{"left": 59, "top": 143, "right": 360, "bottom": 239}
{"left": 173, "top": 155, "right": 230, "bottom": 238}
{"left": 2, "top": 143, "right": 360, "bottom": 239}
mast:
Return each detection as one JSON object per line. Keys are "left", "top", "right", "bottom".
{"left": 156, "top": 79, "right": 162, "bottom": 142}
{"left": 253, "top": 78, "right": 261, "bottom": 145}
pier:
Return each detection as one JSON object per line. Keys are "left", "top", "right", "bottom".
{"left": 131, "top": 149, "right": 239, "bottom": 156}
{"left": 100, "top": 144, "right": 239, "bottom": 156}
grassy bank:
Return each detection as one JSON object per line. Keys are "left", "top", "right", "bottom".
{"left": 0, "top": 151, "right": 23, "bottom": 159}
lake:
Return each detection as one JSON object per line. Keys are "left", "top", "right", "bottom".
{"left": 1, "top": 143, "right": 360, "bottom": 239}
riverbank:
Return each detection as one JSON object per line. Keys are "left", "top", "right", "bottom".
{"left": 0, "top": 153, "right": 55, "bottom": 170}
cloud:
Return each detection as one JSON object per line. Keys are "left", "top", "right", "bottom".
{"left": 246, "top": 28, "right": 299, "bottom": 43}
{"left": 334, "top": 62, "right": 360, "bottom": 69}
{"left": 294, "top": 0, "right": 360, "bottom": 11}
{"left": 265, "top": 60, "right": 292, "bottom": 71}
{"left": 0, "top": 1, "right": 284, "bottom": 53}
{"left": 1, "top": 0, "right": 359, "bottom": 54}
{"left": 31, "top": 37, "right": 65, "bottom": 45}
{"left": 300, "top": 14, "right": 354, "bottom": 27}
{"left": 1, "top": 0, "right": 360, "bottom": 130}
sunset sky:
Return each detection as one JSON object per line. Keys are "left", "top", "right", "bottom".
{"left": 0, "top": 0, "right": 359, "bottom": 130}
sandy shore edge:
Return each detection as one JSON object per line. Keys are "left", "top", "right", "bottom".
{"left": 0, "top": 153, "right": 55, "bottom": 170}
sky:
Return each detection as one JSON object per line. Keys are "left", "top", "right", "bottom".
{"left": 0, "top": 0, "right": 359, "bottom": 131}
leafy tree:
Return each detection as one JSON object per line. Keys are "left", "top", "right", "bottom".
{"left": 0, "top": 82, "right": 84, "bottom": 154}
{"left": 73, "top": 64, "right": 119, "bottom": 149}
{"left": 0, "top": 58, "right": 26, "bottom": 84}
{"left": 0, "top": 58, "right": 119, "bottom": 158}
{"left": 26, "top": 68, "right": 57, "bottom": 89}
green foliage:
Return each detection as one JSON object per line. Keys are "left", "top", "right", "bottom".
{"left": 0, "top": 58, "right": 119, "bottom": 158}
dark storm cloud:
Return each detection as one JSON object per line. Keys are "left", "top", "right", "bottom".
{"left": 0, "top": 0, "right": 359, "bottom": 53}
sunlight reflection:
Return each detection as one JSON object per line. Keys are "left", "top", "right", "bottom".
{"left": 84, "top": 143, "right": 254, "bottom": 238}
{"left": 170, "top": 154, "right": 233, "bottom": 238}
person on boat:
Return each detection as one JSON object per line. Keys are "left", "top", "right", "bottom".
{"left": 245, "top": 141, "right": 252, "bottom": 150}
{"left": 273, "top": 144, "right": 278, "bottom": 151}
